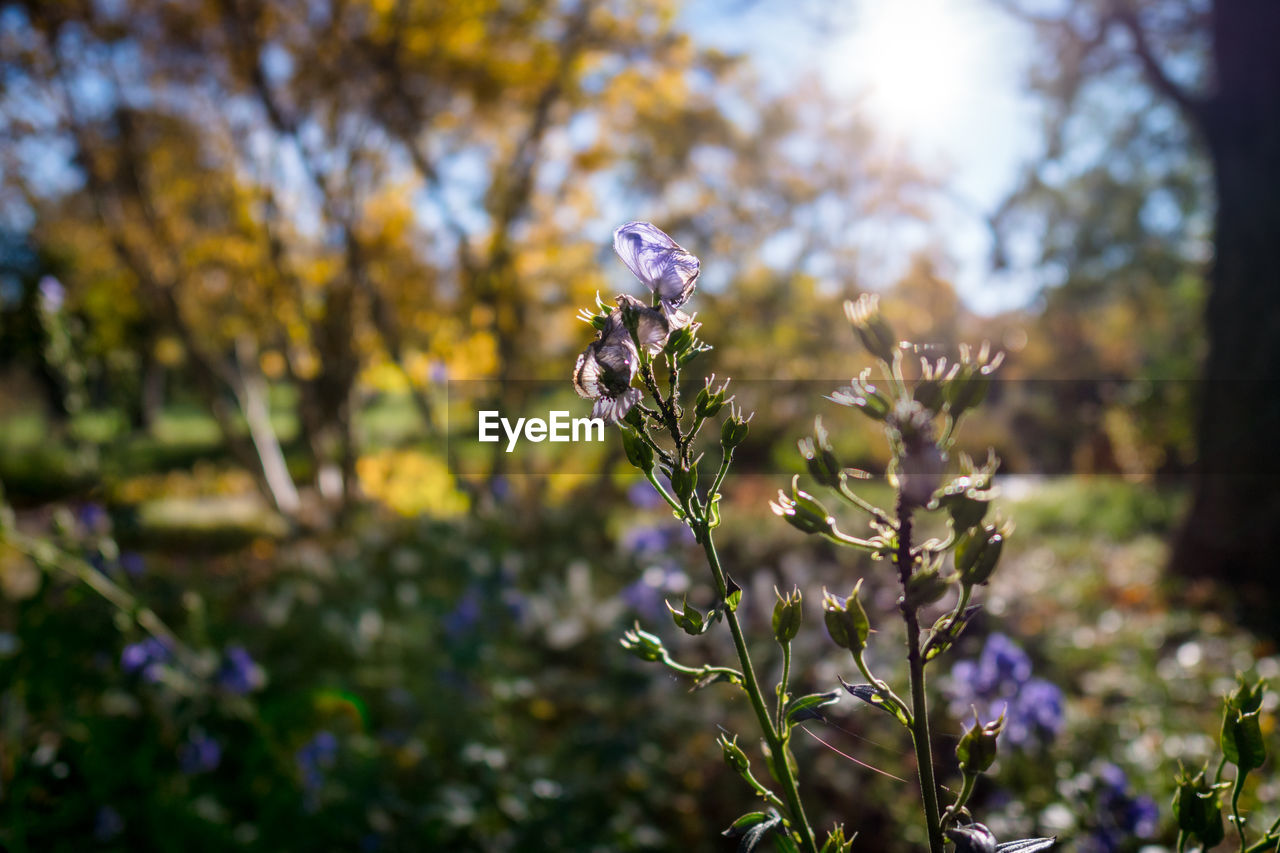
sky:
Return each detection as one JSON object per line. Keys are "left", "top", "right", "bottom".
{"left": 685, "top": 0, "right": 1044, "bottom": 315}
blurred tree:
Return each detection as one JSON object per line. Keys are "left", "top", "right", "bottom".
{"left": 993, "top": 0, "right": 1280, "bottom": 611}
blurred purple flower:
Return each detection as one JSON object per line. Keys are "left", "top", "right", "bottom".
{"left": 119, "top": 552, "right": 145, "bottom": 578}
{"left": 947, "top": 633, "right": 1064, "bottom": 750}
{"left": 620, "top": 523, "right": 679, "bottom": 555}
{"left": 1077, "top": 763, "right": 1160, "bottom": 852}
{"left": 78, "top": 502, "right": 108, "bottom": 533}
{"left": 443, "top": 586, "right": 482, "bottom": 639}
{"left": 296, "top": 730, "right": 339, "bottom": 795}
{"left": 429, "top": 359, "right": 448, "bottom": 384}
{"left": 178, "top": 730, "right": 222, "bottom": 774}
{"left": 94, "top": 805, "right": 124, "bottom": 841}
{"left": 121, "top": 636, "right": 171, "bottom": 681}
{"left": 218, "top": 645, "right": 264, "bottom": 694}
{"left": 38, "top": 275, "right": 65, "bottom": 313}
{"left": 627, "top": 481, "right": 664, "bottom": 509}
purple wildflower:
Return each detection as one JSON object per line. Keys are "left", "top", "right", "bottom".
{"left": 218, "top": 645, "right": 264, "bottom": 694}
{"left": 178, "top": 730, "right": 222, "bottom": 774}
{"left": 121, "top": 636, "right": 171, "bottom": 681}
{"left": 947, "top": 633, "right": 1064, "bottom": 750}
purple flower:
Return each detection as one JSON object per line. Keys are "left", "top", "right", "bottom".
{"left": 612, "top": 222, "right": 700, "bottom": 328}
{"left": 627, "top": 481, "right": 664, "bottom": 509}
{"left": 572, "top": 312, "right": 641, "bottom": 424}
{"left": 178, "top": 730, "right": 222, "bottom": 774}
{"left": 443, "top": 586, "right": 482, "bottom": 639}
{"left": 121, "top": 636, "right": 171, "bottom": 681}
{"left": 1077, "top": 763, "right": 1160, "bottom": 852}
{"left": 297, "top": 731, "right": 339, "bottom": 795}
{"left": 947, "top": 633, "right": 1063, "bottom": 751}
{"left": 218, "top": 645, "right": 264, "bottom": 694}
{"left": 94, "top": 806, "right": 124, "bottom": 841}
{"left": 119, "top": 552, "right": 145, "bottom": 578}
{"left": 38, "top": 275, "right": 65, "bottom": 313}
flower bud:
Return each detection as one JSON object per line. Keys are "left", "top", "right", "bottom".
{"left": 1173, "top": 764, "right": 1226, "bottom": 847}
{"left": 904, "top": 564, "right": 950, "bottom": 609}
{"left": 946, "top": 342, "right": 1005, "bottom": 418}
{"left": 956, "top": 524, "right": 1004, "bottom": 587}
{"left": 772, "top": 586, "right": 803, "bottom": 645}
{"left": 945, "top": 823, "right": 998, "bottom": 853}
{"left": 844, "top": 294, "right": 897, "bottom": 363}
{"left": 828, "top": 369, "right": 891, "bottom": 421}
{"left": 670, "top": 460, "right": 699, "bottom": 504}
{"left": 769, "top": 476, "right": 836, "bottom": 537}
{"left": 913, "top": 377, "right": 946, "bottom": 413}
{"left": 666, "top": 598, "right": 709, "bottom": 636}
{"left": 798, "top": 417, "right": 842, "bottom": 488}
{"left": 823, "top": 580, "right": 870, "bottom": 654}
{"left": 717, "top": 733, "right": 750, "bottom": 774}
{"left": 695, "top": 375, "right": 730, "bottom": 420}
{"left": 619, "top": 429, "right": 654, "bottom": 473}
{"left": 619, "top": 623, "right": 666, "bottom": 662}
{"left": 956, "top": 710, "right": 1004, "bottom": 774}
{"left": 720, "top": 405, "right": 751, "bottom": 452}
{"left": 1222, "top": 677, "right": 1266, "bottom": 771}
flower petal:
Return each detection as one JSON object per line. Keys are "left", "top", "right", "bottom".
{"left": 613, "top": 221, "right": 699, "bottom": 308}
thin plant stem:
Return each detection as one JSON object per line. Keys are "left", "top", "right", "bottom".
{"left": 895, "top": 498, "right": 945, "bottom": 853}
{"left": 700, "top": 526, "right": 821, "bottom": 853}
{"left": 776, "top": 642, "right": 792, "bottom": 729}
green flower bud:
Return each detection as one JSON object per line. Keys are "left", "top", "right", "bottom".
{"left": 844, "top": 293, "right": 897, "bottom": 363}
{"left": 769, "top": 476, "right": 836, "bottom": 537}
{"left": 904, "top": 564, "right": 950, "bottom": 609}
{"left": 619, "top": 623, "right": 666, "bottom": 662}
{"left": 945, "top": 341, "right": 1005, "bottom": 418}
{"left": 1222, "top": 677, "right": 1267, "bottom": 771}
{"left": 1172, "top": 764, "right": 1226, "bottom": 848}
{"left": 695, "top": 375, "right": 731, "bottom": 420}
{"left": 666, "top": 598, "right": 708, "bottom": 636}
{"left": 772, "top": 586, "right": 803, "bottom": 645}
{"left": 956, "top": 524, "right": 1004, "bottom": 587}
{"left": 956, "top": 710, "right": 1004, "bottom": 774}
{"left": 828, "top": 369, "right": 891, "bottom": 421}
{"left": 670, "top": 459, "right": 699, "bottom": 503}
{"left": 717, "top": 733, "right": 751, "bottom": 774}
{"left": 913, "top": 377, "right": 946, "bottom": 413}
{"left": 798, "top": 417, "right": 842, "bottom": 488}
{"left": 619, "top": 428, "right": 654, "bottom": 472}
{"left": 720, "top": 405, "right": 752, "bottom": 452}
{"left": 823, "top": 580, "right": 870, "bottom": 654}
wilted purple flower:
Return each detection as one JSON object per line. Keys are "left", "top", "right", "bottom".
{"left": 611, "top": 294, "right": 672, "bottom": 356}
{"left": 572, "top": 322, "right": 641, "bottom": 424}
{"left": 121, "top": 636, "right": 171, "bottom": 681}
{"left": 612, "top": 221, "right": 699, "bottom": 328}
{"left": 178, "top": 729, "right": 222, "bottom": 774}
{"left": 218, "top": 645, "right": 264, "bottom": 694}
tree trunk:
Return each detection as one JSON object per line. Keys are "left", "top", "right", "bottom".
{"left": 1169, "top": 1, "right": 1280, "bottom": 627}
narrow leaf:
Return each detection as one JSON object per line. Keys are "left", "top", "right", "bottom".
{"left": 996, "top": 839, "right": 1057, "bottom": 852}
{"left": 784, "top": 690, "right": 841, "bottom": 726}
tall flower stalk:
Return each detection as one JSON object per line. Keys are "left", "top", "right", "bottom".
{"left": 577, "top": 224, "right": 1052, "bottom": 852}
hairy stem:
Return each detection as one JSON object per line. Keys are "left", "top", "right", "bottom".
{"left": 896, "top": 498, "right": 945, "bottom": 853}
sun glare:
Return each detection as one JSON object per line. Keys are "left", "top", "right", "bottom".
{"left": 824, "top": 0, "right": 986, "bottom": 148}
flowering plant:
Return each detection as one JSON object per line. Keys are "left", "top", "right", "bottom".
{"left": 573, "top": 221, "right": 1063, "bottom": 852}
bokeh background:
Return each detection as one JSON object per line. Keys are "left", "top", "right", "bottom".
{"left": 1, "top": 0, "right": 1278, "bottom": 850}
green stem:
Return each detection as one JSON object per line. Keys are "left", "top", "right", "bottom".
{"left": 852, "top": 649, "right": 912, "bottom": 725}
{"left": 701, "top": 527, "right": 820, "bottom": 853}
{"left": 896, "top": 499, "right": 945, "bottom": 853}
{"left": 776, "top": 642, "right": 792, "bottom": 730}
{"left": 943, "top": 772, "right": 978, "bottom": 827}
{"left": 1231, "top": 770, "right": 1248, "bottom": 850}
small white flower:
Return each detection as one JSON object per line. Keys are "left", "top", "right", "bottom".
{"left": 612, "top": 221, "right": 699, "bottom": 328}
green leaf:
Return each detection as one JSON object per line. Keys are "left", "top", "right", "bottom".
{"left": 783, "top": 690, "right": 841, "bottom": 726}
{"left": 725, "top": 574, "right": 743, "bottom": 612}
{"left": 774, "top": 833, "right": 802, "bottom": 853}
